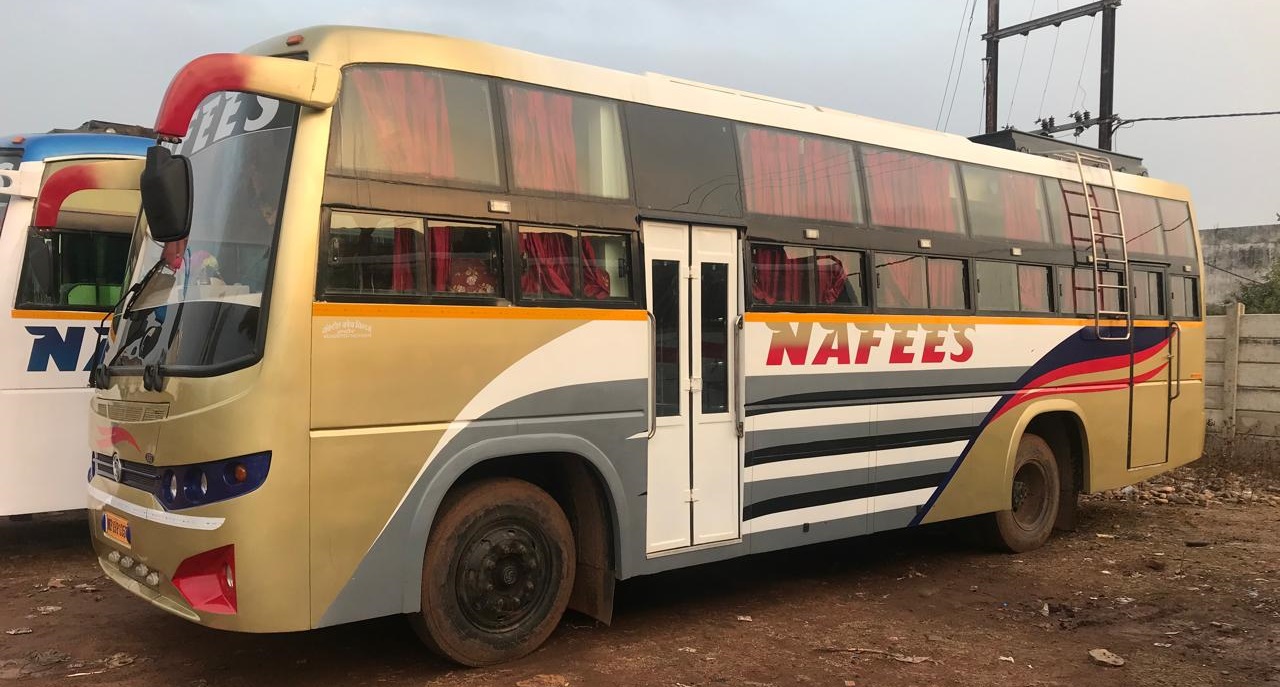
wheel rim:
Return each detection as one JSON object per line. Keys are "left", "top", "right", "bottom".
{"left": 456, "top": 519, "right": 554, "bottom": 633}
{"left": 1010, "top": 461, "right": 1050, "bottom": 532}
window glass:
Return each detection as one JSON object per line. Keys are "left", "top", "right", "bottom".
{"left": 504, "top": 84, "right": 628, "bottom": 199}
{"left": 652, "top": 259, "right": 681, "bottom": 417}
{"left": 328, "top": 66, "right": 500, "bottom": 187}
{"left": 1171, "top": 275, "right": 1198, "bottom": 318}
{"left": 815, "top": 250, "right": 864, "bottom": 306}
{"left": 426, "top": 220, "right": 502, "bottom": 296}
{"left": 1099, "top": 270, "right": 1125, "bottom": 314}
{"left": 627, "top": 105, "right": 741, "bottom": 216}
{"left": 1133, "top": 270, "right": 1164, "bottom": 317}
{"left": 1017, "top": 264, "right": 1052, "bottom": 312}
{"left": 581, "top": 232, "right": 631, "bottom": 300}
{"left": 962, "top": 166, "right": 1051, "bottom": 242}
{"left": 1042, "top": 178, "right": 1072, "bottom": 245}
{"left": 1158, "top": 199, "right": 1196, "bottom": 258}
{"left": 874, "top": 252, "right": 927, "bottom": 309}
{"left": 701, "top": 262, "right": 729, "bottom": 414}
{"left": 737, "top": 126, "right": 859, "bottom": 223}
{"left": 17, "top": 183, "right": 139, "bottom": 310}
{"left": 1056, "top": 267, "right": 1096, "bottom": 315}
{"left": 863, "top": 147, "right": 966, "bottom": 234}
{"left": 1120, "top": 192, "right": 1166, "bottom": 256}
{"left": 326, "top": 211, "right": 426, "bottom": 294}
{"left": 976, "top": 261, "right": 1018, "bottom": 311}
{"left": 927, "top": 258, "right": 968, "bottom": 310}
{"left": 751, "top": 244, "right": 811, "bottom": 306}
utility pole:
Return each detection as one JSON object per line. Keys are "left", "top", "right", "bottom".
{"left": 984, "top": 0, "right": 1000, "bottom": 135}
{"left": 1097, "top": 4, "right": 1117, "bottom": 150}
{"left": 982, "top": 0, "right": 1121, "bottom": 149}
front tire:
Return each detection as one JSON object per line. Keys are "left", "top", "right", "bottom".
{"left": 414, "top": 477, "right": 575, "bottom": 666}
{"left": 984, "top": 432, "right": 1061, "bottom": 553}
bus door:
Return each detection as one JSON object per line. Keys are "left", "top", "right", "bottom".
{"left": 643, "top": 221, "right": 742, "bottom": 552}
{"left": 1128, "top": 264, "right": 1173, "bottom": 468}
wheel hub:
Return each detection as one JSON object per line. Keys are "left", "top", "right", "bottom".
{"left": 1011, "top": 461, "right": 1049, "bottom": 531}
{"left": 457, "top": 523, "right": 552, "bottom": 633}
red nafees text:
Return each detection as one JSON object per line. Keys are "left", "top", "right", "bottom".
{"left": 765, "top": 322, "right": 975, "bottom": 366}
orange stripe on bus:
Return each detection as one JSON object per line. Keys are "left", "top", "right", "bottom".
{"left": 312, "top": 302, "right": 648, "bottom": 322}
{"left": 742, "top": 312, "right": 1201, "bottom": 328}
{"left": 10, "top": 309, "right": 106, "bottom": 321}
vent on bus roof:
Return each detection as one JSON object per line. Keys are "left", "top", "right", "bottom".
{"left": 95, "top": 400, "right": 169, "bottom": 423}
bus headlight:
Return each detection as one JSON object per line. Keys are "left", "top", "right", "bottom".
{"left": 152, "top": 452, "right": 271, "bottom": 511}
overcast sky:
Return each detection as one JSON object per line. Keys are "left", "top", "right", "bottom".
{"left": 5, "top": 0, "right": 1276, "bottom": 228}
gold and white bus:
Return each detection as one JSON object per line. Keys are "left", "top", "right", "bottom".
{"left": 89, "top": 26, "right": 1204, "bottom": 666}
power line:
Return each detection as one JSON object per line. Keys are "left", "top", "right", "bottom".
{"left": 936, "top": 0, "right": 975, "bottom": 130}
{"left": 1005, "top": 0, "right": 1038, "bottom": 127}
{"left": 1204, "top": 260, "right": 1266, "bottom": 286}
{"left": 1036, "top": 0, "right": 1062, "bottom": 118}
{"left": 1071, "top": 14, "right": 1097, "bottom": 112}
{"left": 944, "top": 0, "right": 980, "bottom": 132}
{"left": 1117, "top": 110, "right": 1280, "bottom": 125}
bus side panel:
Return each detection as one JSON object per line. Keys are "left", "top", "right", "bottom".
{"left": 308, "top": 311, "right": 645, "bottom": 627}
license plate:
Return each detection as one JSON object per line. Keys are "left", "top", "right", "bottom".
{"left": 102, "top": 512, "right": 131, "bottom": 548}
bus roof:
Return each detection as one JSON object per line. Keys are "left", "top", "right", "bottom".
{"left": 1, "top": 132, "right": 152, "bottom": 163}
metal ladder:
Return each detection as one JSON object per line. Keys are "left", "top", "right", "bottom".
{"left": 1051, "top": 151, "right": 1132, "bottom": 341}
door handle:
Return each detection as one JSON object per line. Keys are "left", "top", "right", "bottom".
{"left": 1168, "top": 321, "right": 1182, "bottom": 401}
{"left": 646, "top": 310, "right": 657, "bottom": 438}
{"left": 732, "top": 314, "right": 744, "bottom": 438}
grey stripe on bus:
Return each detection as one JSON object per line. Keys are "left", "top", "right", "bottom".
{"left": 747, "top": 413, "right": 980, "bottom": 453}
{"left": 318, "top": 379, "right": 648, "bottom": 629}
{"left": 746, "top": 505, "right": 921, "bottom": 556}
{"left": 746, "top": 457, "right": 958, "bottom": 507}
{"left": 743, "top": 366, "right": 1026, "bottom": 405}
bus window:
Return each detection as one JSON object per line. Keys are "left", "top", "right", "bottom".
{"left": 863, "top": 147, "right": 966, "bottom": 235}
{"left": 815, "top": 250, "right": 864, "bottom": 306}
{"left": 652, "top": 259, "right": 681, "bottom": 417}
{"left": 1018, "top": 265, "right": 1052, "bottom": 312}
{"left": 1133, "top": 270, "right": 1164, "bottom": 317}
{"left": 1171, "top": 275, "right": 1199, "bottom": 318}
{"left": 626, "top": 104, "right": 742, "bottom": 217}
{"left": 581, "top": 232, "right": 631, "bottom": 299}
{"left": 927, "top": 258, "right": 968, "bottom": 310}
{"left": 503, "top": 84, "right": 628, "bottom": 199}
{"left": 750, "top": 244, "right": 811, "bottom": 306}
{"left": 874, "top": 252, "right": 926, "bottom": 309}
{"left": 961, "top": 165, "right": 1051, "bottom": 243}
{"left": 328, "top": 66, "right": 500, "bottom": 188}
{"left": 1120, "top": 192, "right": 1166, "bottom": 256}
{"left": 518, "top": 226, "right": 633, "bottom": 301}
{"left": 426, "top": 220, "right": 502, "bottom": 296}
{"left": 976, "top": 261, "right": 1018, "bottom": 311}
{"left": 325, "top": 211, "right": 426, "bottom": 295}
{"left": 736, "top": 126, "right": 859, "bottom": 223}
{"left": 1158, "top": 199, "right": 1196, "bottom": 258}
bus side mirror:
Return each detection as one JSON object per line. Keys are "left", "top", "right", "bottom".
{"left": 140, "top": 145, "right": 192, "bottom": 243}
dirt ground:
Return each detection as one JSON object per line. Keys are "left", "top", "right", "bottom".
{"left": 2, "top": 466, "right": 1278, "bottom": 687}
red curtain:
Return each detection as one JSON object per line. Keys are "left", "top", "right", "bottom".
{"left": 429, "top": 226, "right": 452, "bottom": 292}
{"left": 391, "top": 228, "right": 417, "bottom": 292}
{"left": 342, "top": 68, "right": 456, "bottom": 179}
{"left": 865, "top": 150, "right": 960, "bottom": 233}
{"left": 1017, "top": 265, "right": 1049, "bottom": 312}
{"left": 505, "top": 86, "right": 579, "bottom": 194}
{"left": 927, "top": 259, "right": 964, "bottom": 309}
{"left": 520, "top": 231, "right": 574, "bottom": 298}
{"left": 1000, "top": 173, "right": 1046, "bottom": 242}
{"left": 816, "top": 255, "right": 849, "bottom": 305}
{"left": 581, "top": 237, "right": 611, "bottom": 300}
{"left": 741, "top": 128, "right": 854, "bottom": 223}
{"left": 751, "top": 245, "right": 807, "bottom": 305}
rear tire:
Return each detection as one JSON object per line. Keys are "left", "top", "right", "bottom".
{"left": 983, "top": 433, "right": 1061, "bottom": 553}
{"left": 413, "top": 477, "right": 575, "bottom": 667}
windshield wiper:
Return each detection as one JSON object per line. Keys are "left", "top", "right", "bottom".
{"left": 88, "top": 256, "right": 169, "bottom": 389}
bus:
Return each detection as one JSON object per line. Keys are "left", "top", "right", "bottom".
{"left": 0, "top": 129, "right": 150, "bottom": 516}
{"left": 88, "top": 26, "right": 1204, "bottom": 666}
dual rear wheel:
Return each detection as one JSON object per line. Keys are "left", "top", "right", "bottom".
{"left": 984, "top": 432, "right": 1062, "bottom": 553}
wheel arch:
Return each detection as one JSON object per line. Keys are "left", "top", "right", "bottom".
{"left": 1003, "top": 400, "right": 1089, "bottom": 530}
{"left": 399, "top": 433, "right": 630, "bottom": 622}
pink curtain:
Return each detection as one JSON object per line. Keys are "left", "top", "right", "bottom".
{"left": 505, "top": 86, "right": 579, "bottom": 194}
{"left": 1000, "top": 173, "right": 1046, "bottom": 242}
{"left": 864, "top": 150, "right": 960, "bottom": 233}
{"left": 878, "top": 254, "right": 925, "bottom": 308}
{"left": 751, "top": 245, "right": 807, "bottom": 305}
{"left": 1017, "top": 265, "right": 1049, "bottom": 312}
{"left": 429, "top": 226, "right": 451, "bottom": 292}
{"left": 581, "top": 237, "right": 611, "bottom": 300}
{"left": 341, "top": 67, "right": 456, "bottom": 179}
{"left": 927, "top": 259, "right": 964, "bottom": 309}
{"left": 741, "top": 128, "right": 854, "bottom": 223}
{"left": 520, "top": 231, "right": 574, "bottom": 298}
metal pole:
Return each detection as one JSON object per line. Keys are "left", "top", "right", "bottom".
{"left": 1098, "top": 3, "right": 1116, "bottom": 149}
{"left": 984, "top": 0, "right": 1000, "bottom": 133}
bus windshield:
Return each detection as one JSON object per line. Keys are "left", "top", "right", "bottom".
{"left": 105, "top": 94, "right": 296, "bottom": 374}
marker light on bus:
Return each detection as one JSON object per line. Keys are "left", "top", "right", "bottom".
{"left": 172, "top": 545, "right": 236, "bottom": 615}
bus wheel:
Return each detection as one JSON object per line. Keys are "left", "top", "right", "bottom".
{"left": 413, "top": 477, "right": 575, "bottom": 667}
{"left": 985, "top": 433, "right": 1061, "bottom": 553}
